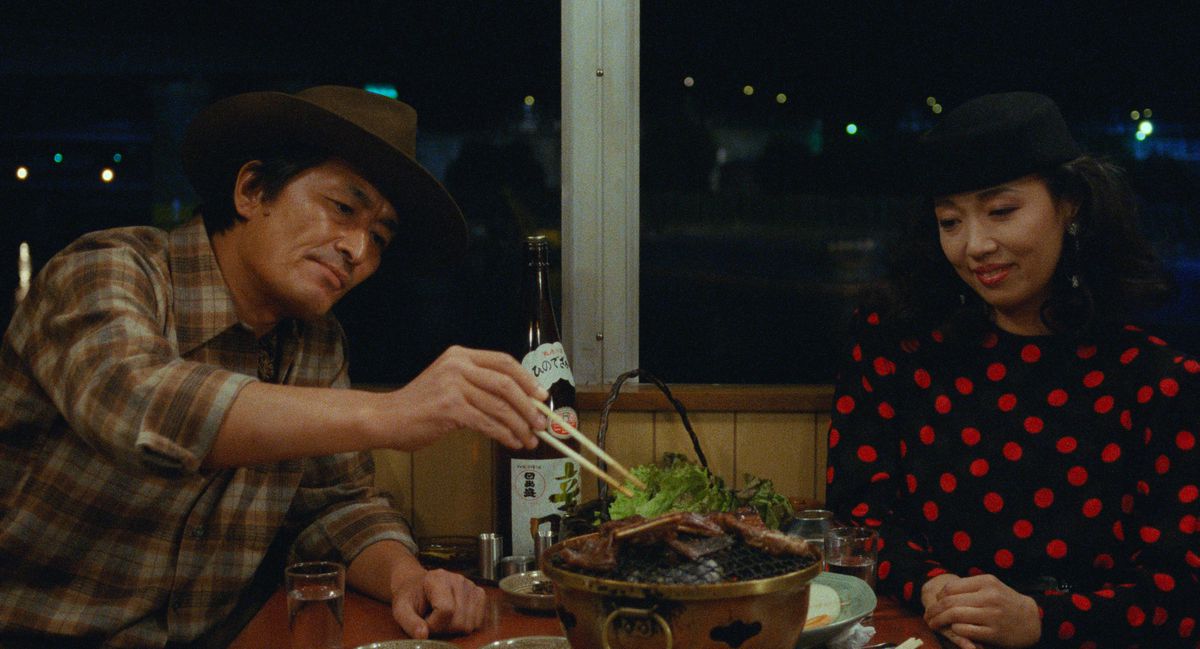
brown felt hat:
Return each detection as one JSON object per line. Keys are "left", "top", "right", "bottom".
{"left": 182, "top": 85, "right": 467, "bottom": 265}
{"left": 914, "top": 91, "right": 1082, "bottom": 197}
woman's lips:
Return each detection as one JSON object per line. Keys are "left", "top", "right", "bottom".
{"left": 974, "top": 264, "right": 1012, "bottom": 287}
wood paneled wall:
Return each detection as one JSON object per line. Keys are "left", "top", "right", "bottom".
{"left": 370, "top": 385, "right": 834, "bottom": 541}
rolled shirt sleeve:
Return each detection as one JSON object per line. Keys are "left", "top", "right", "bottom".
{"left": 7, "top": 229, "right": 254, "bottom": 475}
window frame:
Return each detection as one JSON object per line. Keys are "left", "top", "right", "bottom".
{"left": 561, "top": 0, "right": 641, "bottom": 384}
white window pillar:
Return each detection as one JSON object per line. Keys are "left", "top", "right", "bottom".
{"left": 561, "top": 0, "right": 640, "bottom": 384}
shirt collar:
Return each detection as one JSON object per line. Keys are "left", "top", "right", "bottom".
{"left": 169, "top": 217, "right": 242, "bottom": 355}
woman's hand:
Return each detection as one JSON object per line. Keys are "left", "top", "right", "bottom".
{"left": 923, "top": 573, "right": 1041, "bottom": 648}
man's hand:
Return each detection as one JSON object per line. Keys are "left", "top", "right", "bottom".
{"left": 923, "top": 573, "right": 1041, "bottom": 648}
{"left": 382, "top": 346, "right": 548, "bottom": 452}
{"left": 390, "top": 567, "right": 487, "bottom": 639}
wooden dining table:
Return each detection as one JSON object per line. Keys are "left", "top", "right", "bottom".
{"left": 229, "top": 581, "right": 941, "bottom": 649}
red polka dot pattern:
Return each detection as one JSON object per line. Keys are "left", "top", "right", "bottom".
{"left": 961, "top": 427, "right": 981, "bottom": 446}
{"left": 919, "top": 425, "right": 934, "bottom": 445}
{"left": 1047, "top": 388, "right": 1069, "bottom": 406}
{"left": 825, "top": 313, "right": 1199, "bottom": 644}
{"left": 998, "top": 393, "right": 1017, "bottom": 411}
{"left": 952, "top": 531, "right": 971, "bottom": 551}
{"left": 934, "top": 395, "right": 952, "bottom": 414}
{"left": 1021, "top": 344, "right": 1041, "bottom": 363}
{"left": 1013, "top": 519, "right": 1033, "bottom": 538}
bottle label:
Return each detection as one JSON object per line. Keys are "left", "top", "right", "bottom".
{"left": 549, "top": 406, "right": 579, "bottom": 441}
{"left": 522, "top": 342, "right": 576, "bottom": 389}
{"left": 508, "top": 457, "right": 580, "bottom": 555}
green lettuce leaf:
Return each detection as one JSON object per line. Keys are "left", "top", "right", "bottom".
{"left": 607, "top": 453, "right": 793, "bottom": 529}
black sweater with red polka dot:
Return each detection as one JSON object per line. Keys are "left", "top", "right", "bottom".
{"left": 826, "top": 311, "right": 1199, "bottom": 648}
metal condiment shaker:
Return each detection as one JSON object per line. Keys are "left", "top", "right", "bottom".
{"left": 478, "top": 532, "right": 502, "bottom": 582}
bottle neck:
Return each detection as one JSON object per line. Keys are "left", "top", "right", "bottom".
{"left": 522, "top": 245, "right": 559, "bottom": 348}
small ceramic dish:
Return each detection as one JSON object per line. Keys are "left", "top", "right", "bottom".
{"left": 478, "top": 636, "right": 570, "bottom": 649}
{"left": 498, "top": 569, "right": 556, "bottom": 613}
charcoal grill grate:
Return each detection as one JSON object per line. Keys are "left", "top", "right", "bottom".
{"left": 550, "top": 536, "right": 815, "bottom": 585}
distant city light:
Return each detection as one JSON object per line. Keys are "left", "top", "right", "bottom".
{"left": 683, "top": 76, "right": 695, "bottom": 87}
{"left": 845, "top": 123, "right": 858, "bottom": 135}
{"left": 113, "top": 153, "right": 123, "bottom": 163}
{"left": 1143, "top": 108, "right": 1153, "bottom": 118}
{"left": 742, "top": 85, "right": 755, "bottom": 96}
{"left": 53, "top": 153, "right": 63, "bottom": 164}
{"left": 1139, "top": 120, "right": 1154, "bottom": 135}
{"left": 15, "top": 166, "right": 29, "bottom": 180}
{"left": 100, "top": 168, "right": 115, "bottom": 183}
{"left": 1130, "top": 110, "right": 1141, "bottom": 120}
{"left": 1136, "top": 131, "right": 1147, "bottom": 141}
{"left": 776, "top": 93, "right": 787, "bottom": 104}
{"left": 932, "top": 104, "right": 943, "bottom": 114}
{"left": 926, "top": 96, "right": 937, "bottom": 107}
{"left": 524, "top": 95, "right": 535, "bottom": 106}
{"left": 363, "top": 83, "right": 398, "bottom": 99}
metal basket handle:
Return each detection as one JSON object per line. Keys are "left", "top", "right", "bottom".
{"left": 595, "top": 369, "right": 710, "bottom": 502}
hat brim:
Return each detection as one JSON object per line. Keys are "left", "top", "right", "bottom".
{"left": 182, "top": 91, "right": 467, "bottom": 266}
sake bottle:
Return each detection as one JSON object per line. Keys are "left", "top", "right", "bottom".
{"left": 494, "top": 235, "right": 580, "bottom": 557}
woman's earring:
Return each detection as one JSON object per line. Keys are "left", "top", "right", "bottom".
{"left": 959, "top": 293, "right": 967, "bottom": 305}
{"left": 1067, "top": 222, "right": 1081, "bottom": 288}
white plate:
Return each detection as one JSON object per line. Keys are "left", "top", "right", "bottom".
{"left": 478, "top": 637, "right": 570, "bottom": 649}
{"left": 795, "top": 572, "right": 877, "bottom": 648}
{"left": 354, "top": 641, "right": 459, "bottom": 649}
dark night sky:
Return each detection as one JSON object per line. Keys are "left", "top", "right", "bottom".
{"left": 2, "top": 1, "right": 1198, "bottom": 130}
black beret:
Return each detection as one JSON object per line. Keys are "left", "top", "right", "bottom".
{"left": 914, "top": 92, "right": 1081, "bottom": 197}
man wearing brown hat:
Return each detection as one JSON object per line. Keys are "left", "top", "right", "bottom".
{"left": 0, "top": 86, "right": 548, "bottom": 647}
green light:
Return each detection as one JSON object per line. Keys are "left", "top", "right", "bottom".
{"left": 53, "top": 153, "right": 63, "bottom": 164}
{"left": 113, "top": 153, "right": 123, "bottom": 163}
{"left": 1138, "top": 120, "right": 1154, "bottom": 135}
{"left": 845, "top": 123, "right": 858, "bottom": 135}
{"left": 363, "top": 84, "right": 398, "bottom": 99}
{"left": 1136, "top": 131, "right": 1147, "bottom": 141}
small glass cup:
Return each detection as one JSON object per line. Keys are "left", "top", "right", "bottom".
{"left": 826, "top": 526, "right": 879, "bottom": 589}
{"left": 789, "top": 509, "right": 834, "bottom": 566}
{"left": 286, "top": 561, "right": 345, "bottom": 649}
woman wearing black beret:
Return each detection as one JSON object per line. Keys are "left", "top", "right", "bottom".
{"left": 826, "top": 92, "right": 1197, "bottom": 648}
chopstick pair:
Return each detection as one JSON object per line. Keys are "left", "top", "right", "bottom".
{"left": 529, "top": 398, "right": 648, "bottom": 498}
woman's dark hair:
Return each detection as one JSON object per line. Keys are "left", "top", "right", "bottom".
{"left": 874, "top": 155, "right": 1175, "bottom": 339}
{"left": 197, "top": 145, "right": 331, "bottom": 235}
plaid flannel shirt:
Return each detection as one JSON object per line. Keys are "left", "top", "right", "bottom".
{"left": 0, "top": 219, "right": 415, "bottom": 647}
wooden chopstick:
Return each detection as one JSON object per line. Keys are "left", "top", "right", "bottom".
{"left": 532, "top": 428, "right": 634, "bottom": 498}
{"left": 530, "top": 398, "right": 649, "bottom": 490}
{"left": 895, "top": 639, "right": 923, "bottom": 649}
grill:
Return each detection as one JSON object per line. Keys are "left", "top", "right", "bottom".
{"left": 549, "top": 536, "right": 815, "bottom": 585}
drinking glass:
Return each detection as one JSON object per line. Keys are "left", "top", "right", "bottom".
{"left": 788, "top": 509, "right": 833, "bottom": 566}
{"left": 286, "top": 561, "right": 345, "bottom": 649}
{"left": 826, "top": 527, "right": 879, "bottom": 589}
